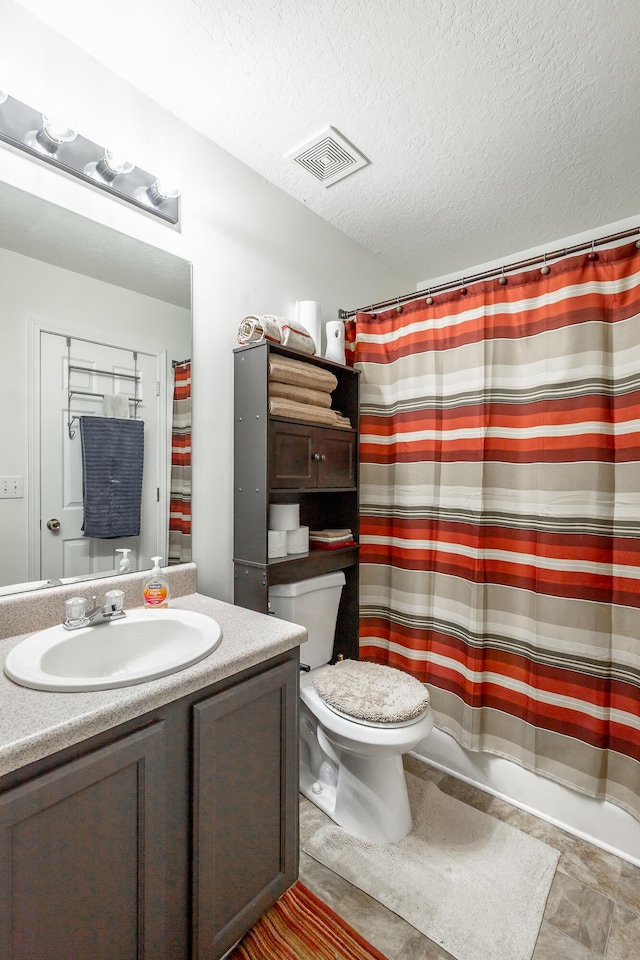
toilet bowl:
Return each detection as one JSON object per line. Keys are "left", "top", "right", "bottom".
{"left": 269, "top": 572, "right": 434, "bottom": 843}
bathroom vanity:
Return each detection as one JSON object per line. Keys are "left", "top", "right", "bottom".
{"left": 0, "top": 566, "right": 304, "bottom": 960}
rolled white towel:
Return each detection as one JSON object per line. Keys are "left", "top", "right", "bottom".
{"left": 237, "top": 314, "right": 317, "bottom": 356}
{"left": 237, "top": 315, "right": 282, "bottom": 344}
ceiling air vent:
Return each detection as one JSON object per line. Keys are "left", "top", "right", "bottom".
{"left": 287, "top": 126, "right": 368, "bottom": 187}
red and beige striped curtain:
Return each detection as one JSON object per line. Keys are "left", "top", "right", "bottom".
{"left": 345, "top": 242, "right": 640, "bottom": 820}
{"left": 168, "top": 361, "right": 192, "bottom": 564}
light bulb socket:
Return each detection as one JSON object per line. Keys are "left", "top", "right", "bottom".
{"left": 36, "top": 115, "right": 78, "bottom": 154}
{"left": 95, "top": 151, "right": 135, "bottom": 182}
{"left": 146, "top": 177, "right": 181, "bottom": 206}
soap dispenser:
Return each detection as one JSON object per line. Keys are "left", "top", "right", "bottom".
{"left": 116, "top": 548, "right": 132, "bottom": 573}
{"left": 142, "top": 557, "right": 170, "bottom": 608}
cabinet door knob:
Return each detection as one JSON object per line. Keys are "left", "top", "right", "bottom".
{"left": 313, "top": 453, "right": 321, "bottom": 461}
{"left": 320, "top": 454, "right": 326, "bottom": 461}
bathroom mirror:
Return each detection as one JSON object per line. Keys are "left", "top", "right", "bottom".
{"left": 0, "top": 180, "right": 192, "bottom": 595}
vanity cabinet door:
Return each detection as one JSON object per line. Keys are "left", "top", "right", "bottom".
{"left": 0, "top": 723, "right": 166, "bottom": 960}
{"left": 192, "top": 658, "right": 299, "bottom": 960}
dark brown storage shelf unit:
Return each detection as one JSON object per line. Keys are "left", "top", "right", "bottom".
{"left": 233, "top": 340, "right": 360, "bottom": 661}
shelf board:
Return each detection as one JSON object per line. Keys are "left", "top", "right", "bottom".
{"left": 232, "top": 545, "right": 359, "bottom": 586}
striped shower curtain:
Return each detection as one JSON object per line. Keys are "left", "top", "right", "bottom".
{"left": 345, "top": 242, "right": 640, "bottom": 820}
{"left": 168, "top": 360, "right": 192, "bottom": 564}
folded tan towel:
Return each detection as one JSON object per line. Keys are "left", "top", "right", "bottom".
{"left": 268, "top": 381, "right": 332, "bottom": 408}
{"left": 268, "top": 355, "right": 338, "bottom": 392}
{"left": 268, "top": 396, "right": 352, "bottom": 429}
{"left": 237, "top": 315, "right": 316, "bottom": 356}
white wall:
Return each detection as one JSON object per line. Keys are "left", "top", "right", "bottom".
{"left": 0, "top": 245, "right": 190, "bottom": 587}
{"left": 0, "top": 1, "right": 414, "bottom": 601}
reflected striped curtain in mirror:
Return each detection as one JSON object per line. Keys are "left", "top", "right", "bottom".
{"left": 169, "top": 360, "right": 191, "bottom": 564}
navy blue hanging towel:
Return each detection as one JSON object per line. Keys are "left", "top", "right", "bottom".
{"left": 80, "top": 416, "right": 145, "bottom": 538}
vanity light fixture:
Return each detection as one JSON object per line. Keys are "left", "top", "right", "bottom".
{"left": 0, "top": 91, "right": 181, "bottom": 224}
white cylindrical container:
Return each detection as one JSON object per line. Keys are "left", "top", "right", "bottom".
{"left": 267, "top": 529, "right": 288, "bottom": 558}
{"left": 286, "top": 525, "right": 309, "bottom": 555}
{"left": 269, "top": 503, "right": 300, "bottom": 531}
{"left": 324, "top": 320, "right": 346, "bottom": 364}
{"left": 296, "top": 300, "right": 322, "bottom": 355}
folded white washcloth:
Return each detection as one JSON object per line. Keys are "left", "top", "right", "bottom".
{"left": 103, "top": 392, "right": 130, "bottom": 418}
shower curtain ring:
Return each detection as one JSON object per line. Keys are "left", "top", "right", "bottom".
{"left": 588, "top": 240, "right": 599, "bottom": 262}
{"left": 498, "top": 266, "right": 508, "bottom": 285}
{"left": 540, "top": 254, "right": 550, "bottom": 275}
{"left": 460, "top": 278, "right": 468, "bottom": 295}
{"left": 396, "top": 297, "right": 403, "bottom": 314}
{"left": 426, "top": 288, "right": 434, "bottom": 305}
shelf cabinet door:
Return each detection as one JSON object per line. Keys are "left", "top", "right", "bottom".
{"left": 269, "top": 421, "right": 356, "bottom": 490}
{"left": 269, "top": 421, "right": 316, "bottom": 487}
{"left": 0, "top": 723, "right": 167, "bottom": 960}
{"left": 317, "top": 428, "right": 357, "bottom": 488}
{"left": 192, "top": 659, "right": 299, "bottom": 960}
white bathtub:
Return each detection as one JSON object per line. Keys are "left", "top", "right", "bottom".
{"left": 411, "top": 726, "right": 640, "bottom": 867}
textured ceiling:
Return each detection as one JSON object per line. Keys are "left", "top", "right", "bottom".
{"left": 12, "top": 0, "right": 640, "bottom": 283}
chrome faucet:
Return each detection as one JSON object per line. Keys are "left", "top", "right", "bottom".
{"left": 63, "top": 592, "right": 126, "bottom": 630}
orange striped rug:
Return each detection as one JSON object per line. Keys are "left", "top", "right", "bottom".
{"left": 227, "top": 881, "right": 390, "bottom": 960}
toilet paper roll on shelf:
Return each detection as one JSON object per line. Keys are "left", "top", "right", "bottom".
{"left": 268, "top": 529, "right": 288, "bottom": 559}
{"left": 295, "top": 300, "right": 322, "bottom": 355}
{"left": 269, "top": 503, "right": 300, "bottom": 531}
{"left": 286, "top": 526, "right": 309, "bottom": 555}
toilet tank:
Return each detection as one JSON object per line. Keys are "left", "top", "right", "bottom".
{"left": 269, "top": 571, "right": 345, "bottom": 669}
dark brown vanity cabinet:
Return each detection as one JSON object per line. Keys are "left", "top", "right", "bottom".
{"left": 0, "top": 724, "right": 167, "bottom": 960}
{"left": 0, "top": 651, "right": 299, "bottom": 960}
{"left": 234, "top": 341, "right": 360, "bottom": 661}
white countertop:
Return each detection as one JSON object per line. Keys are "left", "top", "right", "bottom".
{"left": 0, "top": 590, "right": 306, "bottom": 779}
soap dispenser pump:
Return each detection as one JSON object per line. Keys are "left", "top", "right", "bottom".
{"left": 142, "top": 557, "right": 170, "bottom": 609}
{"left": 116, "top": 548, "right": 132, "bottom": 573}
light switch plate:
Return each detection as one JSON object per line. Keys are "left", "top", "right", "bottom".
{"left": 0, "top": 476, "right": 24, "bottom": 498}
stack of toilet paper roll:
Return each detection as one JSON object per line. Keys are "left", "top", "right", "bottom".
{"left": 268, "top": 503, "right": 309, "bottom": 558}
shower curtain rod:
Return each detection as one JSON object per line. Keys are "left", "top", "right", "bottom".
{"left": 338, "top": 225, "right": 640, "bottom": 319}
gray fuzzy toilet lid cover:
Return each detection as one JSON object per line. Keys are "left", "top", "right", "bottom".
{"left": 312, "top": 660, "right": 430, "bottom": 723}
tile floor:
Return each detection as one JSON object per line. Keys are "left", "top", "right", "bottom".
{"left": 298, "top": 755, "right": 640, "bottom": 960}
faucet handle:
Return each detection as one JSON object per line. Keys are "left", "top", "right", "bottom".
{"left": 64, "top": 596, "right": 86, "bottom": 624}
{"left": 104, "top": 590, "right": 125, "bottom": 613}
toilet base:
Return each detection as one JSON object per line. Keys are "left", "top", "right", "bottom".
{"left": 300, "top": 706, "right": 415, "bottom": 843}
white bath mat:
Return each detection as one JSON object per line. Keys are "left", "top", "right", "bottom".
{"left": 304, "top": 772, "right": 559, "bottom": 960}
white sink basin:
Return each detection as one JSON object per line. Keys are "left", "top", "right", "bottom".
{"left": 4, "top": 608, "right": 222, "bottom": 692}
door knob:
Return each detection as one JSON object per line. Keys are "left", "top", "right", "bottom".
{"left": 47, "top": 518, "right": 61, "bottom": 531}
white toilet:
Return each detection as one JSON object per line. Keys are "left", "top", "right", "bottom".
{"left": 269, "top": 572, "right": 433, "bottom": 843}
